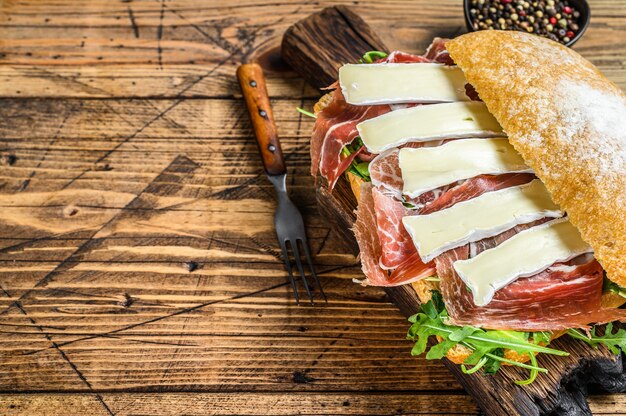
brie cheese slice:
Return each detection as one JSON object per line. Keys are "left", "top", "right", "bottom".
{"left": 402, "top": 179, "right": 562, "bottom": 263}
{"left": 358, "top": 102, "right": 504, "bottom": 153}
{"left": 339, "top": 63, "right": 470, "bottom": 105}
{"left": 453, "top": 218, "right": 592, "bottom": 307}
{"left": 399, "top": 138, "right": 532, "bottom": 198}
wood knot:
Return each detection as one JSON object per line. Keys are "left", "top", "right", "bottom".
{"left": 1, "top": 154, "right": 17, "bottom": 166}
{"left": 183, "top": 261, "right": 198, "bottom": 272}
{"left": 121, "top": 293, "right": 134, "bottom": 308}
{"left": 292, "top": 370, "right": 314, "bottom": 384}
{"left": 63, "top": 205, "right": 79, "bottom": 217}
{"left": 94, "top": 163, "right": 113, "bottom": 171}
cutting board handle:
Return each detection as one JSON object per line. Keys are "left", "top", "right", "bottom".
{"left": 237, "top": 63, "right": 287, "bottom": 176}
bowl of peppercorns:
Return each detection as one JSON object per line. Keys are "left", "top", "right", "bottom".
{"left": 464, "top": 0, "right": 590, "bottom": 47}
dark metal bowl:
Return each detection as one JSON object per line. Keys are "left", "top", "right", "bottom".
{"left": 463, "top": 0, "right": 590, "bottom": 47}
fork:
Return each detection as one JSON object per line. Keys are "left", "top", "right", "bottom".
{"left": 237, "top": 63, "right": 326, "bottom": 305}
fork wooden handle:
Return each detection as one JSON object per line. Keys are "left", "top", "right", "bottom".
{"left": 237, "top": 63, "right": 287, "bottom": 176}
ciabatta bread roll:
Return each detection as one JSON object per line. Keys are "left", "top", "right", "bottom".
{"left": 446, "top": 31, "right": 626, "bottom": 289}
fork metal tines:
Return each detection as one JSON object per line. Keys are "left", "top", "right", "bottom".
{"left": 268, "top": 173, "right": 326, "bottom": 305}
{"left": 279, "top": 238, "right": 326, "bottom": 305}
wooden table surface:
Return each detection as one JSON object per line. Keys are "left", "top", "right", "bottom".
{"left": 1, "top": 1, "right": 625, "bottom": 415}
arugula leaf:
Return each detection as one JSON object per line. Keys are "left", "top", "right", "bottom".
{"left": 342, "top": 137, "right": 371, "bottom": 181}
{"left": 354, "top": 162, "right": 370, "bottom": 178}
{"left": 296, "top": 107, "right": 316, "bottom": 119}
{"left": 568, "top": 324, "right": 626, "bottom": 355}
{"left": 430, "top": 290, "right": 446, "bottom": 313}
{"left": 449, "top": 326, "right": 479, "bottom": 342}
{"left": 462, "top": 357, "right": 488, "bottom": 375}
{"left": 406, "top": 291, "right": 568, "bottom": 384}
{"left": 532, "top": 331, "right": 552, "bottom": 346}
{"left": 361, "top": 51, "right": 388, "bottom": 63}
{"left": 482, "top": 349, "right": 503, "bottom": 374}
{"left": 605, "top": 280, "right": 626, "bottom": 300}
{"left": 515, "top": 352, "right": 540, "bottom": 386}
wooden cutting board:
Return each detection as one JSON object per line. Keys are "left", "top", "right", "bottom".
{"left": 281, "top": 6, "right": 626, "bottom": 415}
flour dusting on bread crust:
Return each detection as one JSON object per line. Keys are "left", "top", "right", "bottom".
{"left": 447, "top": 31, "right": 626, "bottom": 288}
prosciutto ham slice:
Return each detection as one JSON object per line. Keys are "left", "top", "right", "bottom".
{"left": 370, "top": 147, "right": 415, "bottom": 200}
{"left": 311, "top": 88, "right": 390, "bottom": 189}
{"left": 372, "top": 186, "right": 416, "bottom": 269}
{"left": 419, "top": 173, "right": 535, "bottom": 215}
{"left": 354, "top": 183, "right": 435, "bottom": 286}
{"left": 369, "top": 140, "right": 460, "bottom": 207}
{"left": 436, "top": 224, "right": 626, "bottom": 331}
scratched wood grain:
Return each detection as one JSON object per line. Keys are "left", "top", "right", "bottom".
{"left": 0, "top": 0, "right": 625, "bottom": 415}
{"left": 2, "top": 393, "right": 626, "bottom": 415}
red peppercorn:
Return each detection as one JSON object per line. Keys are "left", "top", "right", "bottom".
{"left": 566, "top": 30, "right": 575, "bottom": 38}
{"left": 563, "top": 6, "right": 573, "bottom": 14}
{"left": 519, "top": 10, "right": 526, "bottom": 17}
{"left": 501, "top": 0, "right": 512, "bottom": 4}
{"left": 549, "top": 17, "right": 557, "bottom": 24}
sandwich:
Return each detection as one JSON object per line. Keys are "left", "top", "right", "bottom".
{"left": 305, "top": 31, "right": 626, "bottom": 384}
